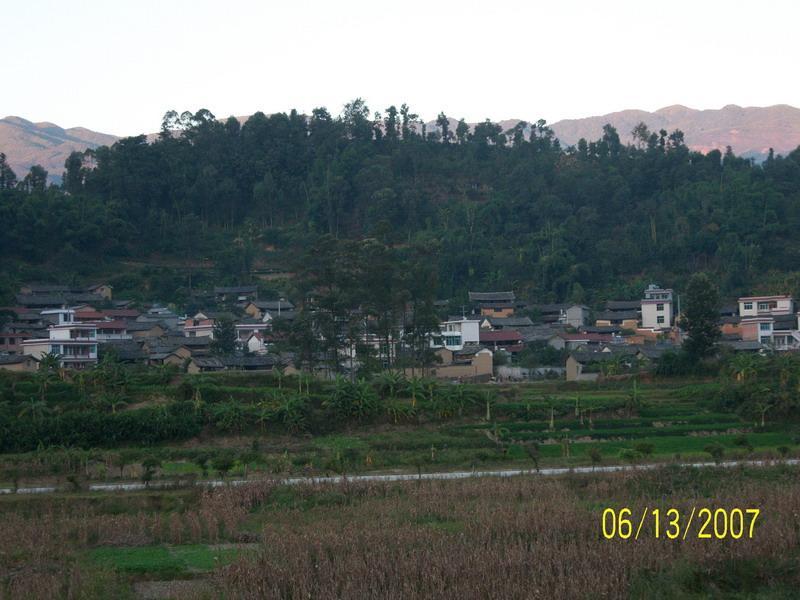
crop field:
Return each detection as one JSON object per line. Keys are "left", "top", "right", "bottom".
{"left": 1, "top": 373, "right": 797, "bottom": 491}
{"left": 1, "top": 465, "right": 799, "bottom": 598}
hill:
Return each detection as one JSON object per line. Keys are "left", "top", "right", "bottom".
{"left": 0, "top": 116, "right": 118, "bottom": 181}
{"left": 549, "top": 104, "right": 800, "bottom": 159}
{"left": 3, "top": 105, "right": 800, "bottom": 181}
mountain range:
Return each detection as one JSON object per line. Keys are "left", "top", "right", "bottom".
{"left": 2, "top": 104, "right": 800, "bottom": 182}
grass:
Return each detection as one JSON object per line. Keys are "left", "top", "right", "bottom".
{"left": 87, "top": 544, "right": 247, "bottom": 576}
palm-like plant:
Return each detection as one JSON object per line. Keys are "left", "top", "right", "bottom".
{"left": 18, "top": 397, "right": 50, "bottom": 422}
{"left": 407, "top": 377, "right": 426, "bottom": 408}
{"left": 728, "top": 353, "right": 760, "bottom": 383}
{"left": 373, "top": 371, "right": 407, "bottom": 400}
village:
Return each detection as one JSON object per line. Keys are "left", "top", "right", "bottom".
{"left": 0, "top": 281, "right": 795, "bottom": 382}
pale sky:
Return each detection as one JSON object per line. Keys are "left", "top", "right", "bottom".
{"left": 3, "top": 0, "right": 798, "bottom": 136}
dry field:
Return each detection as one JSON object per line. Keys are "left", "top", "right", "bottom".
{"left": 1, "top": 465, "right": 798, "bottom": 599}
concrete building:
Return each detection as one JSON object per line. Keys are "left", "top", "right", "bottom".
{"left": 430, "top": 317, "right": 481, "bottom": 351}
{"left": 641, "top": 284, "right": 673, "bottom": 330}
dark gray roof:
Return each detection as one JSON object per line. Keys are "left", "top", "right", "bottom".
{"left": 594, "top": 310, "right": 639, "bottom": 322}
{"left": 516, "top": 325, "right": 561, "bottom": 343}
{"left": 772, "top": 314, "right": 797, "bottom": 331}
{"left": 214, "top": 286, "right": 257, "bottom": 294}
{"left": 254, "top": 300, "right": 294, "bottom": 311}
{"left": 126, "top": 321, "right": 167, "bottom": 332}
{"left": 0, "top": 354, "right": 33, "bottom": 365}
{"left": 530, "top": 303, "right": 568, "bottom": 313}
{"left": 570, "top": 348, "right": 636, "bottom": 364}
{"left": 469, "top": 291, "right": 515, "bottom": 302}
{"left": 719, "top": 340, "right": 763, "bottom": 352}
{"left": 15, "top": 294, "right": 66, "bottom": 307}
{"left": 635, "top": 344, "right": 676, "bottom": 360}
{"left": 99, "top": 341, "right": 147, "bottom": 361}
{"left": 223, "top": 355, "right": 277, "bottom": 368}
{"left": 270, "top": 310, "right": 297, "bottom": 321}
{"left": 487, "top": 316, "right": 534, "bottom": 328}
{"left": 605, "top": 300, "right": 641, "bottom": 311}
{"left": 580, "top": 325, "right": 624, "bottom": 334}
{"left": 191, "top": 356, "right": 226, "bottom": 369}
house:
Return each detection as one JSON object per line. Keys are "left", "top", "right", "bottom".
{"left": 737, "top": 295, "right": 800, "bottom": 348}
{"left": 244, "top": 299, "right": 294, "bottom": 320}
{"left": 595, "top": 299, "right": 641, "bottom": 329}
{"left": 418, "top": 347, "right": 493, "bottom": 382}
{"left": 127, "top": 321, "right": 168, "bottom": 340}
{"left": 148, "top": 351, "right": 186, "bottom": 367}
{"left": 94, "top": 321, "right": 132, "bottom": 341}
{"left": 565, "top": 348, "right": 637, "bottom": 382}
{"left": 85, "top": 283, "right": 113, "bottom": 300}
{"left": 720, "top": 315, "right": 741, "bottom": 338}
{"left": 184, "top": 312, "right": 216, "bottom": 338}
{"left": 241, "top": 331, "right": 268, "bottom": 354}
{"left": 469, "top": 291, "right": 516, "bottom": 317}
{"left": 137, "top": 306, "right": 181, "bottom": 329}
{"left": 738, "top": 295, "right": 793, "bottom": 317}
{"left": 98, "top": 341, "right": 147, "bottom": 364}
{"left": 430, "top": 317, "right": 481, "bottom": 351}
{"left": 22, "top": 309, "right": 98, "bottom": 369}
{"left": 479, "top": 316, "right": 534, "bottom": 330}
{"left": 548, "top": 331, "right": 614, "bottom": 351}
{"left": 0, "top": 354, "right": 37, "bottom": 372}
{"left": 187, "top": 356, "right": 226, "bottom": 373}
{"left": 594, "top": 309, "right": 639, "bottom": 329}
{"left": 0, "top": 328, "right": 33, "bottom": 355}
{"left": 214, "top": 286, "right": 258, "bottom": 303}
{"left": 20, "top": 282, "right": 113, "bottom": 300}
{"left": 641, "top": 284, "right": 673, "bottom": 330}
{"left": 564, "top": 305, "right": 589, "bottom": 329}
{"left": 529, "top": 303, "right": 568, "bottom": 324}
{"left": 186, "top": 355, "right": 278, "bottom": 374}
{"left": 479, "top": 329, "right": 524, "bottom": 352}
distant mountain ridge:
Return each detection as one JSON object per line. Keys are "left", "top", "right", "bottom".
{"left": 2, "top": 104, "right": 800, "bottom": 182}
{"left": 549, "top": 104, "right": 800, "bottom": 159}
{"left": 0, "top": 116, "right": 118, "bottom": 182}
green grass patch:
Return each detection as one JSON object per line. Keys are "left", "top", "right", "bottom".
{"left": 87, "top": 544, "right": 246, "bottom": 576}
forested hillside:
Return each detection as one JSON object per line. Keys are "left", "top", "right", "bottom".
{"left": 1, "top": 100, "right": 800, "bottom": 306}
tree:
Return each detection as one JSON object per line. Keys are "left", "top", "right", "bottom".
{"left": 0, "top": 153, "right": 16, "bottom": 189}
{"left": 212, "top": 454, "right": 235, "bottom": 480}
{"left": 141, "top": 456, "right": 161, "bottom": 487}
{"left": 681, "top": 272, "right": 721, "bottom": 359}
{"left": 211, "top": 317, "right": 237, "bottom": 355}
{"left": 436, "top": 112, "right": 452, "bottom": 144}
{"left": 21, "top": 164, "right": 48, "bottom": 193}
{"left": 455, "top": 119, "right": 469, "bottom": 144}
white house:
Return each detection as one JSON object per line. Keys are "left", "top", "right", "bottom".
{"left": 22, "top": 309, "right": 98, "bottom": 369}
{"left": 641, "top": 284, "right": 673, "bottom": 330}
{"left": 738, "top": 295, "right": 794, "bottom": 317}
{"left": 430, "top": 317, "right": 481, "bottom": 351}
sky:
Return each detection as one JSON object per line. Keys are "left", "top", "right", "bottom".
{"left": 3, "top": 0, "right": 799, "bottom": 136}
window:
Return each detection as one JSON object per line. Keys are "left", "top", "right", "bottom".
{"left": 760, "top": 323, "right": 771, "bottom": 332}
{"left": 760, "top": 336, "right": 771, "bottom": 344}
{"left": 656, "top": 303, "right": 664, "bottom": 311}
{"left": 743, "top": 302, "right": 753, "bottom": 311}
{"left": 758, "top": 302, "right": 770, "bottom": 311}
{"left": 657, "top": 316, "right": 665, "bottom": 324}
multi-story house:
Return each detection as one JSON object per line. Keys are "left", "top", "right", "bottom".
{"left": 184, "top": 312, "right": 216, "bottom": 338}
{"left": 430, "top": 317, "right": 481, "bottom": 351}
{"left": 22, "top": 309, "right": 98, "bottom": 369}
{"left": 738, "top": 295, "right": 798, "bottom": 348}
{"left": 641, "top": 284, "right": 673, "bottom": 330}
